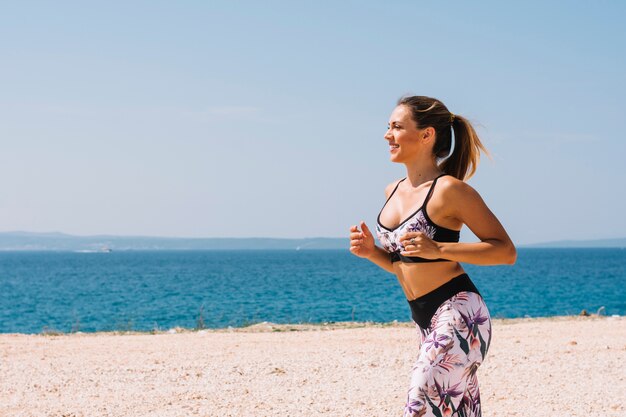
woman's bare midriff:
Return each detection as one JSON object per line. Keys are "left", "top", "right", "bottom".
{"left": 392, "top": 260, "right": 466, "bottom": 300}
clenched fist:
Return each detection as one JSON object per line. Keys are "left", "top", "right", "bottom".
{"left": 349, "top": 221, "right": 376, "bottom": 259}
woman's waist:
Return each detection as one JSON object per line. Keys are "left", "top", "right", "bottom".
{"left": 393, "top": 262, "right": 467, "bottom": 299}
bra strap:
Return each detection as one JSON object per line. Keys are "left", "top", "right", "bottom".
{"left": 423, "top": 173, "right": 447, "bottom": 207}
{"left": 384, "top": 177, "right": 406, "bottom": 204}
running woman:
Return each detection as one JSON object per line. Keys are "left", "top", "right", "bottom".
{"left": 349, "top": 95, "right": 516, "bottom": 417}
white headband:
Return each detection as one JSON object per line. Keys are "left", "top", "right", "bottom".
{"left": 442, "top": 124, "right": 455, "bottom": 160}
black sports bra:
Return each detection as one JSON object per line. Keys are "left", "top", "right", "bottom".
{"left": 375, "top": 173, "right": 460, "bottom": 263}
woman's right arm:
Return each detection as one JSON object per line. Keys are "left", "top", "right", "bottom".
{"left": 349, "top": 222, "right": 395, "bottom": 274}
{"left": 349, "top": 180, "right": 398, "bottom": 274}
{"left": 366, "top": 244, "right": 395, "bottom": 274}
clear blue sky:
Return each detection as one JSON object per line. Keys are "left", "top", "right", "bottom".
{"left": 1, "top": 1, "right": 624, "bottom": 245}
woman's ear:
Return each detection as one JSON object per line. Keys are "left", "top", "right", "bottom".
{"left": 421, "top": 126, "right": 436, "bottom": 144}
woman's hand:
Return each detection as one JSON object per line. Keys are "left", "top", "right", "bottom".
{"left": 399, "top": 231, "right": 443, "bottom": 259}
{"left": 349, "top": 221, "right": 376, "bottom": 259}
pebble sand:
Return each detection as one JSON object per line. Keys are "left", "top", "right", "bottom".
{"left": 1, "top": 315, "right": 624, "bottom": 417}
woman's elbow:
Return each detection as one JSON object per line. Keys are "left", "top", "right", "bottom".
{"left": 505, "top": 243, "right": 517, "bottom": 265}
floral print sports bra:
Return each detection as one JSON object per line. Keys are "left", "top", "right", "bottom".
{"left": 376, "top": 173, "right": 460, "bottom": 263}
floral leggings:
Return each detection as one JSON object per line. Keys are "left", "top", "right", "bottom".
{"left": 404, "top": 290, "right": 493, "bottom": 417}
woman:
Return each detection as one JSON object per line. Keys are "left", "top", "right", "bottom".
{"left": 349, "top": 95, "right": 516, "bottom": 417}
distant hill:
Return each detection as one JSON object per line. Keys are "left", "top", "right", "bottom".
{"left": 0, "top": 231, "right": 348, "bottom": 251}
{"left": 0, "top": 232, "right": 624, "bottom": 251}
{"left": 519, "top": 237, "right": 626, "bottom": 248}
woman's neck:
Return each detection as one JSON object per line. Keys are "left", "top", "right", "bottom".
{"left": 403, "top": 163, "right": 443, "bottom": 188}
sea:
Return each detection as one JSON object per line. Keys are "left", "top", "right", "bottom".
{"left": 0, "top": 248, "right": 624, "bottom": 334}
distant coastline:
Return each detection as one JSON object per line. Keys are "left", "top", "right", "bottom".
{"left": 0, "top": 231, "right": 624, "bottom": 251}
{"left": 519, "top": 237, "right": 626, "bottom": 248}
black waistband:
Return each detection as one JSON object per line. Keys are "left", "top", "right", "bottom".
{"left": 407, "top": 273, "right": 481, "bottom": 329}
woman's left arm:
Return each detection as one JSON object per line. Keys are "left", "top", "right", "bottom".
{"left": 399, "top": 180, "right": 517, "bottom": 266}
{"left": 439, "top": 181, "right": 517, "bottom": 265}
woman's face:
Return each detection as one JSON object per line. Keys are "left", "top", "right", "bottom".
{"left": 384, "top": 105, "right": 425, "bottom": 161}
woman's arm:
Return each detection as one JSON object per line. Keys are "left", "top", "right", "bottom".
{"left": 349, "top": 221, "right": 396, "bottom": 274}
{"left": 399, "top": 179, "right": 517, "bottom": 266}
{"left": 438, "top": 181, "right": 517, "bottom": 265}
{"left": 438, "top": 241, "right": 515, "bottom": 266}
{"left": 351, "top": 180, "right": 401, "bottom": 274}
{"left": 366, "top": 245, "right": 395, "bottom": 274}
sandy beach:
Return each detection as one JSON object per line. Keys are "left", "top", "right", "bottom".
{"left": 1, "top": 315, "right": 624, "bottom": 417}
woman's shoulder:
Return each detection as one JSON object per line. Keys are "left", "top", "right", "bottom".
{"left": 438, "top": 174, "right": 481, "bottom": 200}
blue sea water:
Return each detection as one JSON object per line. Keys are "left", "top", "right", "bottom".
{"left": 0, "top": 248, "right": 624, "bottom": 334}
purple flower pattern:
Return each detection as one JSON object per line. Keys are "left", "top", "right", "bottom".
{"left": 376, "top": 210, "right": 437, "bottom": 254}
{"left": 404, "top": 291, "right": 492, "bottom": 417}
